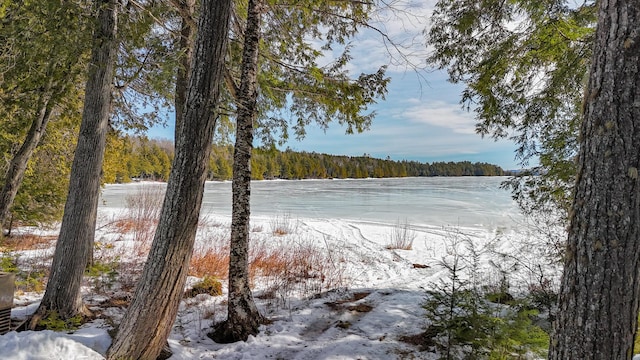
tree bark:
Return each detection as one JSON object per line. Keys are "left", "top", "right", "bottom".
{"left": 549, "top": 1, "right": 640, "bottom": 359}
{"left": 0, "top": 83, "right": 54, "bottom": 231}
{"left": 106, "top": 0, "right": 232, "bottom": 358}
{"left": 31, "top": 0, "right": 118, "bottom": 323}
{"left": 173, "top": 0, "right": 195, "bottom": 140}
{"left": 209, "top": 0, "right": 265, "bottom": 343}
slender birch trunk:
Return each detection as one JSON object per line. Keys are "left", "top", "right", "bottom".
{"left": 209, "top": 0, "right": 265, "bottom": 343}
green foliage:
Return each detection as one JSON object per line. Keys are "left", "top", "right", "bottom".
{"left": 86, "top": 260, "right": 119, "bottom": 279}
{"left": 427, "top": 0, "right": 597, "bottom": 220}
{"left": 111, "top": 0, "right": 180, "bottom": 133}
{"left": 101, "top": 135, "right": 174, "bottom": 183}
{"left": 1, "top": 252, "right": 46, "bottom": 292}
{"left": 102, "top": 135, "right": 507, "bottom": 183}
{"left": 0, "top": 252, "right": 18, "bottom": 273}
{"left": 421, "top": 232, "right": 549, "bottom": 359}
{"left": 127, "top": 136, "right": 173, "bottom": 181}
{"left": 0, "top": 0, "right": 184, "bottom": 227}
{"left": 0, "top": 0, "right": 9, "bottom": 18}
{"left": 187, "top": 276, "right": 223, "bottom": 297}
{"left": 15, "top": 270, "right": 46, "bottom": 293}
{"left": 424, "top": 287, "right": 549, "bottom": 359}
{"left": 0, "top": 0, "right": 90, "bottom": 227}
{"left": 246, "top": 147, "right": 506, "bottom": 180}
{"left": 9, "top": 111, "right": 80, "bottom": 226}
{"left": 86, "top": 259, "right": 119, "bottom": 292}
{"left": 635, "top": 312, "right": 640, "bottom": 355}
{"left": 103, "top": 130, "right": 134, "bottom": 184}
{"left": 225, "top": 1, "right": 389, "bottom": 145}
{"left": 486, "top": 307, "right": 549, "bottom": 360}
{"left": 38, "top": 311, "right": 83, "bottom": 331}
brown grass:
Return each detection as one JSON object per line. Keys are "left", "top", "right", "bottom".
{"left": 250, "top": 251, "right": 289, "bottom": 279}
{"left": 1, "top": 234, "right": 57, "bottom": 251}
{"left": 102, "top": 204, "right": 349, "bottom": 301}
{"left": 109, "top": 219, "right": 137, "bottom": 233}
{"left": 189, "top": 247, "right": 230, "bottom": 279}
{"left": 187, "top": 233, "right": 349, "bottom": 301}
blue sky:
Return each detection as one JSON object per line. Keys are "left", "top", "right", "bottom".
{"left": 276, "top": 72, "right": 520, "bottom": 170}
{"left": 147, "top": 1, "right": 521, "bottom": 170}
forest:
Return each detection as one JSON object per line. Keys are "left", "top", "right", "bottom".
{"left": 1, "top": 0, "right": 639, "bottom": 359}
{"left": 105, "top": 136, "right": 509, "bottom": 183}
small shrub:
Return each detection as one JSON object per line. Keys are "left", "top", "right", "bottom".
{"left": 269, "top": 213, "right": 298, "bottom": 236}
{"left": 124, "top": 185, "right": 164, "bottom": 255}
{"left": 423, "top": 290, "right": 549, "bottom": 359}
{"left": 111, "top": 219, "right": 136, "bottom": 233}
{"left": 38, "top": 311, "right": 83, "bottom": 331}
{"left": 186, "top": 276, "right": 223, "bottom": 297}
{"left": 420, "top": 231, "right": 549, "bottom": 359}
{"left": 483, "top": 274, "right": 514, "bottom": 305}
{"left": 1, "top": 252, "right": 47, "bottom": 293}
{"left": 0, "top": 252, "right": 19, "bottom": 273}
{"left": 86, "top": 259, "right": 119, "bottom": 292}
{"left": 249, "top": 235, "right": 349, "bottom": 303}
{"left": 86, "top": 260, "right": 118, "bottom": 278}
{"left": 125, "top": 185, "right": 164, "bottom": 222}
{"left": 386, "top": 219, "right": 416, "bottom": 250}
{"left": 15, "top": 271, "right": 46, "bottom": 293}
{"left": 527, "top": 278, "right": 558, "bottom": 321}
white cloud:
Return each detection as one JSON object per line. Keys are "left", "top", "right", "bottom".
{"left": 401, "top": 100, "right": 477, "bottom": 135}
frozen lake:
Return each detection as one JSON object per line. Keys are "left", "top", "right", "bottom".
{"left": 99, "top": 177, "right": 521, "bottom": 231}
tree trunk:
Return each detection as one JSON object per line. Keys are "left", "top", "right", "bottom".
{"left": 106, "top": 0, "right": 232, "bottom": 358}
{"left": 549, "top": 1, "right": 640, "bottom": 359}
{"left": 173, "top": 0, "right": 195, "bottom": 140}
{"left": 0, "top": 84, "right": 54, "bottom": 231}
{"left": 209, "top": 0, "right": 265, "bottom": 343}
{"left": 31, "top": 0, "right": 118, "bottom": 323}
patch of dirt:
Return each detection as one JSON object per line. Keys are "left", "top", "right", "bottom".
{"left": 351, "top": 292, "right": 370, "bottom": 301}
{"left": 347, "top": 304, "right": 373, "bottom": 313}
{"left": 398, "top": 326, "right": 441, "bottom": 351}
{"left": 335, "top": 320, "right": 351, "bottom": 329}
{"left": 412, "top": 263, "right": 429, "bottom": 269}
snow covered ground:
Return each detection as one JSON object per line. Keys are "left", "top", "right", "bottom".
{"left": 2, "top": 203, "right": 552, "bottom": 359}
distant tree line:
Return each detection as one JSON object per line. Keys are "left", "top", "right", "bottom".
{"left": 106, "top": 136, "right": 508, "bottom": 183}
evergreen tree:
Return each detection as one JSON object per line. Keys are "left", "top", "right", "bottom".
{"left": 0, "top": 0, "right": 92, "bottom": 232}
{"left": 427, "top": 0, "right": 596, "bottom": 218}
{"left": 32, "top": 0, "right": 119, "bottom": 323}
{"left": 550, "top": 1, "right": 640, "bottom": 357}
{"left": 107, "top": 0, "right": 233, "bottom": 357}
